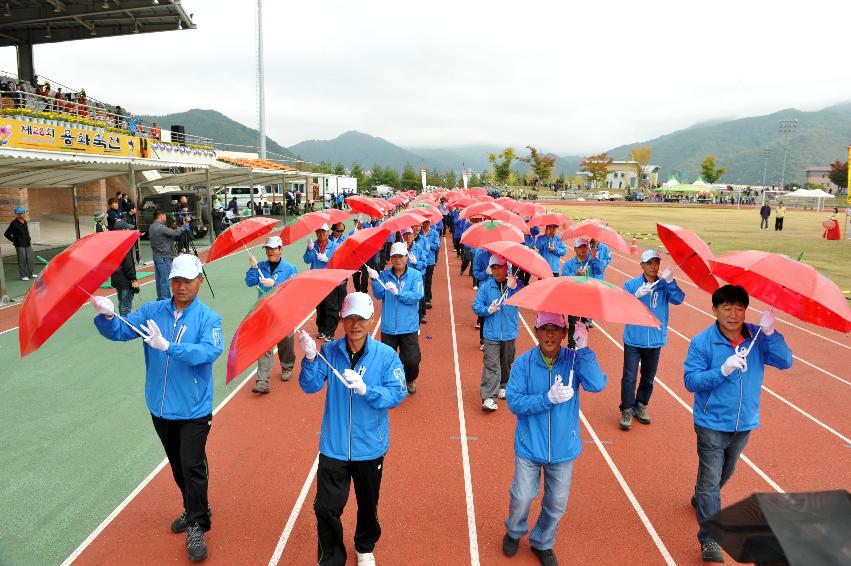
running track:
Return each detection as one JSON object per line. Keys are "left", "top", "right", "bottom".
{"left": 33, "top": 236, "right": 851, "bottom": 565}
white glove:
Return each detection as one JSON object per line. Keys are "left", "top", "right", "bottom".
{"left": 249, "top": 255, "right": 258, "bottom": 268}
{"left": 721, "top": 353, "right": 747, "bottom": 376}
{"left": 297, "top": 330, "right": 317, "bottom": 360}
{"left": 316, "top": 252, "right": 328, "bottom": 263}
{"left": 547, "top": 375, "right": 574, "bottom": 404}
{"left": 635, "top": 283, "right": 652, "bottom": 298}
{"left": 507, "top": 274, "right": 517, "bottom": 289}
{"left": 576, "top": 265, "right": 588, "bottom": 276}
{"left": 485, "top": 266, "right": 492, "bottom": 275}
{"left": 487, "top": 299, "right": 500, "bottom": 315}
{"left": 259, "top": 277, "right": 275, "bottom": 288}
{"left": 90, "top": 295, "right": 115, "bottom": 317}
{"left": 140, "top": 319, "right": 169, "bottom": 352}
{"left": 661, "top": 268, "right": 674, "bottom": 283}
{"left": 307, "top": 239, "right": 314, "bottom": 251}
{"left": 408, "top": 252, "right": 417, "bottom": 265}
{"left": 385, "top": 281, "right": 399, "bottom": 295}
{"left": 573, "top": 322, "right": 588, "bottom": 349}
{"left": 342, "top": 368, "right": 367, "bottom": 395}
{"left": 759, "top": 311, "right": 776, "bottom": 336}
{"left": 367, "top": 267, "right": 380, "bottom": 280}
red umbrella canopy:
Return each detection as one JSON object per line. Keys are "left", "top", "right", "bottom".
{"left": 489, "top": 209, "right": 531, "bottom": 235}
{"left": 515, "top": 203, "right": 546, "bottom": 218}
{"left": 656, "top": 223, "right": 719, "bottom": 294}
{"left": 460, "top": 220, "right": 525, "bottom": 248}
{"left": 477, "top": 195, "right": 496, "bottom": 202}
{"left": 495, "top": 196, "right": 517, "bottom": 209}
{"left": 319, "top": 208, "right": 351, "bottom": 224}
{"left": 346, "top": 195, "right": 385, "bottom": 218}
{"left": 466, "top": 187, "right": 488, "bottom": 196}
{"left": 481, "top": 240, "right": 553, "bottom": 280}
{"left": 568, "top": 219, "right": 629, "bottom": 253}
{"left": 506, "top": 276, "right": 661, "bottom": 327}
{"left": 460, "top": 201, "right": 503, "bottom": 220}
{"left": 226, "top": 268, "right": 356, "bottom": 382}
{"left": 528, "top": 212, "right": 571, "bottom": 229}
{"left": 280, "top": 212, "right": 334, "bottom": 245}
{"left": 409, "top": 204, "right": 442, "bottom": 223}
{"left": 380, "top": 211, "right": 429, "bottom": 233}
{"left": 709, "top": 251, "right": 851, "bottom": 333}
{"left": 19, "top": 230, "right": 140, "bottom": 357}
{"left": 207, "top": 216, "right": 279, "bottom": 262}
{"left": 327, "top": 226, "right": 390, "bottom": 269}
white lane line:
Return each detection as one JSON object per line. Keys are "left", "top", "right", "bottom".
{"left": 517, "top": 315, "right": 676, "bottom": 566}
{"left": 443, "top": 236, "right": 481, "bottom": 566}
{"left": 63, "top": 310, "right": 313, "bottom": 566}
{"left": 591, "top": 321, "right": 784, "bottom": 493}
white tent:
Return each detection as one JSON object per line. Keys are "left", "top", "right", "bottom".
{"left": 692, "top": 177, "right": 708, "bottom": 186}
{"left": 782, "top": 188, "right": 836, "bottom": 211}
{"left": 663, "top": 177, "right": 679, "bottom": 187}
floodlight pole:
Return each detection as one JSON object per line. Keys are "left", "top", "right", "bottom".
{"left": 256, "top": 0, "right": 267, "bottom": 160}
{"left": 779, "top": 119, "right": 797, "bottom": 189}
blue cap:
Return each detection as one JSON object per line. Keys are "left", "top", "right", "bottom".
{"left": 14, "top": 207, "right": 26, "bottom": 214}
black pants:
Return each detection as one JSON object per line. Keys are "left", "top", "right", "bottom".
{"left": 460, "top": 248, "right": 473, "bottom": 274}
{"left": 317, "top": 282, "right": 346, "bottom": 337}
{"left": 315, "top": 454, "right": 384, "bottom": 565}
{"left": 151, "top": 414, "right": 212, "bottom": 530}
{"left": 381, "top": 331, "right": 421, "bottom": 382}
{"left": 620, "top": 345, "right": 661, "bottom": 411}
{"left": 418, "top": 264, "right": 435, "bottom": 318}
{"left": 454, "top": 237, "right": 462, "bottom": 257}
{"left": 775, "top": 217, "right": 784, "bottom": 231}
{"left": 352, "top": 266, "right": 370, "bottom": 293}
{"left": 442, "top": 214, "right": 452, "bottom": 235}
{"left": 567, "top": 315, "right": 589, "bottom": 348}
{"left": 760, "top": 217, "right": 769, "bottom": 230}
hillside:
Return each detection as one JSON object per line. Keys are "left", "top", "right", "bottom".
{"left": 289, "top": 131, "right": 433, "bottom": 171}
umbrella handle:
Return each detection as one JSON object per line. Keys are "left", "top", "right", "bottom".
{"left": 77, "top": 285, "right": 147, "bottom": 339}
{"left": 735, "top": 307, "right": 774, "bottom": 359}
{"left": 360, "top": 257, "right": 386, "bottom": 290}
{"left": 314, "top": 347, "right": 348, "bottom": 387}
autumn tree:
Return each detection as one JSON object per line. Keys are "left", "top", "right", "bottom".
{"left": 700, "top": 155, "right": 726, "bottom": 184}
{"left": 488, "top": 147, "right": 516, "bottom": 186}
{"left": 580, "top": 152, "right": 612, "bottom": 190}
{"left": 518, "top": 146, "right": 556, "bottom": 187}
{"left": 828, "top": 160, "right": 848, "bottom": 189}
{"left": 629, "top": 146, "right": 652, "bottom": 187}
{"left": 334, "top": 162, "right": 346, "bottom": 176}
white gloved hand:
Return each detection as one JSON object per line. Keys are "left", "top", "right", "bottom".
{"left": 547, "top": 375, "right": 574, "bottom": 404}
{"left": 384, "top": 281, "right": 399, "bottom": 295}
{"left": 297, "top": 330, "right": 317, "bottom": 360}
{"left": 487, "top": 299, "right": 500, "bottom": 315}
{"left": 140, "top": 319, "right": 169, "bottom": 352}
{"left": 721, "top": 353, "right": 747, "bottom": 376}
{"left": 90, "top": 295, "right": 115, "bottom": 317}
{"left": 507, "top": 274, "right": 517, "bottom": 289}
{"left": 661, "top": 268, "right": 674, "bottom": 283}
{"left": 259, "top": 277, "right": 275, "bottom": 288}
{"left": 408, "top": 252, "right": 417, "bottom": 265}
{"left": 316, "top": 252, "right": 328, "bottom": 263}
{"left": 548, "top": 243, "right": 555, "bottom": 252}
{"left": 759, "top": 310, "right": 776, "bottom": 336}
{"left": 306, "top": 239, "right": 314, "bottom": 251}
{"left": 576, "top": 265, "right": 588, "bottom": 276}
{"left": 342, "top": 368, "right": 367, "bottom": 395}
{"left": 367, "top": 267, "right": 380, "bottom": 280}
{"left": 635, "top": 283, "right": 652, "bottom": 298}
{"left": 249, "top": 254, "right": 258, "bottom": 269}
{"left": 573, "top": 322, "right": 589, "bottom": 349}
{"left": 485, "top": 266, "right": 492, "bottom": 275}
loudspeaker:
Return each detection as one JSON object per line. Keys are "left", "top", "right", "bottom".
{"left": 170, "top": 125, "right": 185, "bottom": 145}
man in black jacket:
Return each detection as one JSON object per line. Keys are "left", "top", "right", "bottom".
{"left": 110, "top": 234, "right": 139, "bottom": 315}
{"left": 4, "top": 207, "right": 35, "bottom": 280}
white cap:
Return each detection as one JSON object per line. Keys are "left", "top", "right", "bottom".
{"left": 341, "top": 292, "right": 374, "bottom": 319}
{"left": 488, "top": 254, "right": 507, "bottom": 266}
{"left": 390, "top": 242, "right": 409, "bottom": 256}
{"left": 263, "top": 235, "right": 283, "bottom": 248}
{"left": 535, "top": 311, "right": 567, "bottom": 328}
{"left": 169, "top": 254, "right": 203, "bottom": 280}
{"left": 316, "top": 223, "right": 330, "bottom": 232}
{"left": 640, "top": 249, "right": 661, "bottom": 263}
{"left": 573, "top": 237, "right": 589, "bottom": 247}
{"left": 401, "top": 227, "right": 413, "bottom": 235}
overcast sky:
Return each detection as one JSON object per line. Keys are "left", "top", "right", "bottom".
{"left": 3, "top": 0, "right": 849, "bottom": 155}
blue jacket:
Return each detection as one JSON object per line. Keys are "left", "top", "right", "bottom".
{"left": 507, "top": 346, "right": 607, "bottom": 464}
{"left": 299, "top": 335, "right": 407, "bottom": 461}
{"left": 472, "top": 277, "right": 524, "bottom": 340}
{"left": 560, "top": 256, "right": 604, "bottom": 279}
{"left": 94, "top": 298, "right": 224, "bottom": 420}
{"left": 524, "top": 226, "right": 540, "bottom": 248}
{"left": 453, "top": 215, "right": 467, "bottom": 239}
{"left": 418, "top": 228, "right": 441, "bottom": 266}
{"left": 622, "top": 274, "right": 685, "bottom": 348}
{"left": 535, "top": 234, "right": 567, "bottom": 273}
{"left": 472, "top": 248, "right": 491, "bottom": 282}
{"left": 245, "top": 259, "right": 298, "bottom": 297}
{"left": 684, "top": 323, "right": 792, "bottom": 432}
{"left": 303, "top": 239, "right": 339, "bottom": 269}
{"left": 407, "top": 240, "right": 428, "bottom": 272}
{"left": 594, "top": 242, "right": 612, "bottom": 273}
{"left": 372, "top": 266, "right": 424, "bottom": 335}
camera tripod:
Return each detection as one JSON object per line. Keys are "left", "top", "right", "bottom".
{"left": 183, "top": 229, "right": 215, "bottom": 298}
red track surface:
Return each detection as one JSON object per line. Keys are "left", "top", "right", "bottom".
{"left": 65, "top": 236, "right": 851, "bottom": 565}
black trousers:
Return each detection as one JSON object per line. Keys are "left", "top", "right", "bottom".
{"left": 381, "top": 331, "right": 421, "bottom": 382}
{"left": 460, "top": 247, "right": 473, "bottom": 274}
{"left": 317, "top": 282, "right": 346, "bottom": 337}
{"left": 775, "top": 217, "right": 784, "bottom": 231}
{"left": 352, "top": 266, "right": 370, "bottom": 293}
{"left": 418, "top": 264, "right": 435, "bottom": 318}
{"left": 315, "top": 454, "right": 384, "bottom": 565}
{"left": 151, "top": 414, "right": 212, "bottom": 530}
{"left": 454, "top": 237, "right": 462, "bottom": 257}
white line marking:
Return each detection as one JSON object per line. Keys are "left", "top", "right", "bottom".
{"left": 443, "top": 236, "right": 480, "bottom": 566}
{"left": 517, "top": 315, "right": 676, "bottom": 565}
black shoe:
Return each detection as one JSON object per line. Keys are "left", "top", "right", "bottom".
{"left": 502, "top": 533, "right": 519, "bottom": 557}
{"left": 186, "top": 523, "right": 208, "bottom": 561}
{"left": 420, "top": 317, "right": 427, "bottom": 324}
{"left": 700, "top": 540, "right": 724, "bottom": 563}
{"left": 406, "top": 381, "right": 416, "bottom": 394}
{"left": 425, "top": 301, "right": 433, "bottom": 309}
{"left": 172, "top": 507, "right": 212, "bottom": 533}
{"left": 531, "top": 546, "right": 558, "bottom": 566}
{"left": 691, "top": 495, "right": 697, "bottom": 510}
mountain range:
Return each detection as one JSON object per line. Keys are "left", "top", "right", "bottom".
{"left": 147, "top": 104, "right": 851, "bottom": 185}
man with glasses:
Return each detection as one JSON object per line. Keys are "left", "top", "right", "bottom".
{"left": 330, "top": 222, "right": 347, "bottom": 244}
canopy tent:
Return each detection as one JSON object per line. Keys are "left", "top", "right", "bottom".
{"left": 692, "top": 177, "right": 708, "bottom": 186}
{"left": 662, "top": 177, "right": 680, "bottom": 187}
{"left": 654, "top": 184, "right": 718, "bottom": 193}
{"left": 781, "top": 188, "right": 837, "bottom": 212}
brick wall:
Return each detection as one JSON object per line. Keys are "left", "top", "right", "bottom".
{"left": 0, "top": 187, "right": 28, "bottom": 223}
{"left": 27, "top": 187, "right": 74, "bottom": 219}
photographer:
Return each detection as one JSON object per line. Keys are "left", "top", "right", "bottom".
{"left": 149, "top": 210, "right": 181, "bottom": 300}
{"left": 175, "top": 206, "right": 194, "bottom": 254}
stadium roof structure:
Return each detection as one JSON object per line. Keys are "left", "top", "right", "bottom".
{"left": 0, "top": 0, "right": 195, "bottom": 47}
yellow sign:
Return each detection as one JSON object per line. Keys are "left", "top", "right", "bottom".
{"left": 0, "top": 117, "right": 143, "bottom": 157}
{"left": 847, "top": 145, "right": 850, "bottom": 204}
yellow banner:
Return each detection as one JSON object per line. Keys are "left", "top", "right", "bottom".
{"left": 0, "top": 117, "right": 144, "bottom": 157}
{"left": 847, "top": 145, "right": 850, "bottom": 204}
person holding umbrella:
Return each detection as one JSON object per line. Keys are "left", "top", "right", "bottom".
{"left": 683, "top": 284, "right": 792, "bottom": 563}
{"left": 246, "top": 235, "right": 298, "bottom": 393}
{"left": 535, "top": 224, "right": 566, "bottom": 277}
{"left": 90, "top": 254, "right": 224, "bottom": 562}
{"left": 589, "top": 239, "right": 611, "bottom": 279}
{"left": 561, "top": 238, "right": 603, "bottom": 346}
{"left": 502, "top": 312, "right": 606, "bottom": 566}
{"left": 305, "top": 223, "right": 342, "bottom": 340}
{"left": 618, "top": 249, "right": 684, "bottom": 431}
{"left": 368, "top": 241, "right": 424, "bottom": 395}
{"left": 418, "top": 219, "right": 440, "bottom": 311}
{"left": 472, "top": 255, "right": 524, "bottom": 411}
{"left": 297, "top": 292, "right": 408, "bottom": 566}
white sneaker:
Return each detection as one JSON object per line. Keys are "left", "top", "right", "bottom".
{"left": 21, "top": 276, "right": 29, "bottom": 281}
{"left": 479, "top": 343, "right": 484, "bottom": 351}
{"left": 498, "top": 387, "right": 506, "bottom": 399}
{"left": 473, "top": 285, "right": 478, "bottom": 290}
{"left": 357, "top": 552, "right": 376, "bottom": 565}
{"left": 482, "top": 398, "right": 498, "bottom": 411}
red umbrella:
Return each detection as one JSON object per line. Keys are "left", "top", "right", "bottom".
{"left": 568, "top": 219, "right": 629, "bottom": 254}
{"left": 460, "top": 202, "right": 503, "bottom": 220}
{"left": 19, "top": 230, "right": 140, "bottom": 357}
{"left": 409, "top": 204, "right": 442, "bottom": 223}
{"left": 207, "top": 217, "right": 279, "bottom": 262}
{"left": 477, "top": 195, "right": 496, "bottom": 202}
{"left": 346, "top": 195, "right": 385, "bottom": 218}
{"left": 226, "top": 268, "right": 356, "bottom": 383}
{"left": 481, "top": 240, "right": 553, "bottom": 280}
{"left": 506, "top": 276, "right": 661, "bottom": 327}
{"left": 380, "top": 211, "right": 429, "bottom": 233}
{"left": 466, "top": 187, "right": 487, "bottom": 197}
{"left": 460, "top": 220, "right": 525, "bottom": 248}
{"left": 319, "top": 208, "right": 351, "bottom": 224}
{"left": 448, "top": 196, "right": 477, "bottom": 209}
{"left": 656, "top": 223, "right": 719, "bottom": 294}
{"left": 709, "top": 251, "right": 851, "bottom": 334}
{"left": 515, "top": 203, "right": 546, "bottom": 218}
{"left": 528, "top": 212, "right": 571, "bottom": 229}
{"left": 327, "top": 226, "right": 390, "bottom": 269}
{"left": 495, "top": 196, "right": 517, "bottom": 209}
{"left": 489, "top": 209, "right": 531, "bottom": 235}
{"left": 280, "top": 212, "right": 333, "bottom": 245}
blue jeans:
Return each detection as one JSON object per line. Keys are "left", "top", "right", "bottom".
{"left": 505, "top": 455, "right": 574, "bottom": 550}
{"left": 116, "top": 288, "right": 134, "bottom": 316}
{"left": 153, "top": 256, "right": 173, "bottom": 300}
{"left": 694, "top": 424, "right": 750, "bottom": 543}
{"left": 620, "top": 345, "right": 661, "bottom": 411}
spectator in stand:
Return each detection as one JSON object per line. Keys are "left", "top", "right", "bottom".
{"left": 151, "top": 121, "right": 161, "bottom": 140}
{"left": 4, "top": 207, "right": 36, "bottom": 281}
{"left": 76, "top": 89, "right": 88, "bottom": 117}
{"left": 53, "top": 87, "right": 64, "bottom": 112}
{"left": 113, "top": 105, "right": 125, "bottom": 129}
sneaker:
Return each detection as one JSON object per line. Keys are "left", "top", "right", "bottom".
{"left": 473, "top": 285, "right": 478, "bottom": 290}
{"left": 21, "top": 276, "right": 29, "bottom": 281}
{"left": 316, "top": 332, "right": 325, "bottom": 340}
{"left": 406, "top": 381, "right": 416, "bottom": 395}
{"left": 700, "top": 540, "right": 724, "bottom": 563}
{"left": 498, "top": 387, "right": 506, "bottom": 399}
{"left": 502, "top": 533, "right": 520, "bottom": 556}
{"left": 356, "top": 552, "right": 376, "bottom": 565}
{"left": 475, "top": 321, "right": 481, "bottom": 329}
{"left": 171, "top": 507, "right": 212, "bottom": 533}
{"left": 280, "top": 369, "right": 292, "bottom": 382}
{"left": 482, "top": 398, "right": 498, "bottom": 411}
{"left": 186, "top": 522, "right": 208, "bottom": 561}
{"left": 635, "top": 403, "right": 651, "bottom": 425}
{"left": 619, "top": 409, "right": 633, "bottom": 431}
{"left": 586, "top": 321, "right": 594, "bottom": 329}
{"left": 425, "top": 301, "right": 433, "bottom": 309}
{"left": 479, "top": 343, "right": 484, "bottom": 351}
{"left": 531, "top": 546, "right": 558, "bottom": 566}
{"left": 252, "top": 381, "right": 270, "bottom": 394}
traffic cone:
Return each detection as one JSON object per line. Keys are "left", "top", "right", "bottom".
{"left": 629, "top": 236, "right": 638, "bottom": 254}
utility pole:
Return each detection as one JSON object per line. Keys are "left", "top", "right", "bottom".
{"left": 256, "top": 0, "right": 266, "bottom": 159}
{"left": 779, "top": 119, "right": 797, "bottom": 189}
{"left": 759, "top": 146, "right": 772, "bottom": 205}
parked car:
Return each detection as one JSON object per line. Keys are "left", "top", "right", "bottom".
{"left": 625, "top": 192, "right": 646, "bottom": 201}
{"left": 593, "top": 191, "right": 610, "bottom": 201}
{"left": 138, "top": 190, "right": 209, "bottom": 239}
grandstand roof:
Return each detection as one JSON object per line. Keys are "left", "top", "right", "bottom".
{"left": 0, "top": 0, "right": 195, "bottom": 47}
{"left": 137, "top": 167, "right": 318, "bottom": 189}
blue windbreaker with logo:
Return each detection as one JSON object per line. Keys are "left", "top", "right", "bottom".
{"left": 372, "top": 266, "right": 424, "bottom": 335}
{"left": 535, "top": 234, "right": 567, "bottom": 273}
{"left": 621, "top": 274, "right": 684, "bottom": 348}
{"left": 245, "top": 259, "right": 298, "bottom": 297}
{"left": 471, "top": 277, "right": 524, "bottom": 340}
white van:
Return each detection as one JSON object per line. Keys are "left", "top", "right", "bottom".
{"left": 220, "top": 186, "right": 273, "bottom": 209}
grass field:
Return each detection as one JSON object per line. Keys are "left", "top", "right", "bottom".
{"left": 546, "top": 203, "right": 851, "bottom": 293}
